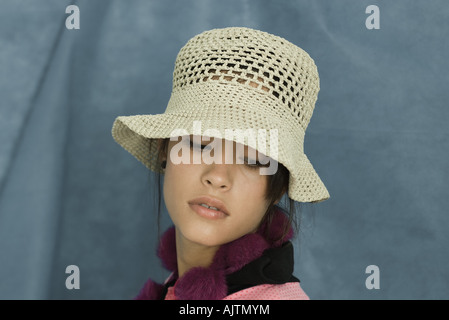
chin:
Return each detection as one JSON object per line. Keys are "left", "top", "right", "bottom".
{"left": 179, "top": 222, "right": 234, "bottom": 248}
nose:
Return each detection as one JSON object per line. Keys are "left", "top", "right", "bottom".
{"left": 202, "top": 163, "right": 232, "bottom": 191}
{"left": 201, "top": 139, "right": 234, "bottom": 191}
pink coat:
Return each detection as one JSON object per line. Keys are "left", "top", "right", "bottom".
{"left": 224, "top": 283, "right": 309, "bottom": 300}
{"left": 164, "top": 282, "right": 309, "bottom": 300}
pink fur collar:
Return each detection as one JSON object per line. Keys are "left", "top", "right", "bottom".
{"left": 135, "top": 206, "right": 293, "bottom": 300}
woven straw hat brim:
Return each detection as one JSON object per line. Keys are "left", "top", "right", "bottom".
{"left": 112, "top": 82, "right": 329, "bottom": 203}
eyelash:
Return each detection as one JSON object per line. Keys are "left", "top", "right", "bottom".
{"left": 189, "top": 141, "right": 268, "bottom": 169}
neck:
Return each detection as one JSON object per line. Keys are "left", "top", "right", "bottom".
{"left": 175, "top": 228, "right": 220, "bottom": 278}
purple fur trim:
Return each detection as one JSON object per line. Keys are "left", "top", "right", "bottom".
{"left": 142, "top": 206, "right": 293, "bottom": 300}
{"left": 259, "top": 208, "right": 294, "bottom": 247}
{"left": 175, "top": 267, "right": 227, "bottom": 300}
{"left": 134, "top": 278, "right": 165, "bottom": 300}
{"left": 157, "top": 226, "right": 177, "bottom": 271}
{"left": 218, "top": 232, "right": 270, "bottom": 274}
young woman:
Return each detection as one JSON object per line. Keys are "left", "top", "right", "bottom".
{"left": 112, "top": 27, "right": 330, "bottom": 300}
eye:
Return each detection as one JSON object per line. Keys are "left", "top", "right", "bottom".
{"left": 242, "top": 158, "right": 270, "bottom": 170}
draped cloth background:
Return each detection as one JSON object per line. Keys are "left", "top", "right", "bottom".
{"left": 1, "top": 0, "right": 448, "bottom": 299}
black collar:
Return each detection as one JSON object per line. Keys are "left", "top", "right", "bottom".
{"left": 225, "top": 241, "right": 299, "bottom": 295}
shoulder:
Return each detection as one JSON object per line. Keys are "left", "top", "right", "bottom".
{"left": 223, "top": 282, "right": 310, "bottom": 300}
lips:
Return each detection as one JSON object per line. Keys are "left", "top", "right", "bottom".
{"left": 188, "top": 196, "right": 230, "bottom": 218}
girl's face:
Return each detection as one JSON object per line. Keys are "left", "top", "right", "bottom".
{"left": 163, "top": 135, "right": 271, "bottom": 247}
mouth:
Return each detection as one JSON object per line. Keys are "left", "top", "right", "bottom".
{"left": 188, "top": 196, "right": 229, "bottom": 220}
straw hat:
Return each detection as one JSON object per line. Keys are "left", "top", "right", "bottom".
{"left": 112, "top": 27, "right": 330, "bottom": 203}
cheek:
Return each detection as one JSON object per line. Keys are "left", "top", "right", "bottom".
{"left": 237, "top": 173, "right": 269, "bottom": 206}
{"left": 227, "top": 177, "right": 270, "bottom": 232}
{"left": 162, "top": 163, "right": 191, "bottom": 221}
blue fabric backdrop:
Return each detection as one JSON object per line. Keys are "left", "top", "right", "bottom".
{"left": 0, "top": 0, "right": 448, "bottom": 299}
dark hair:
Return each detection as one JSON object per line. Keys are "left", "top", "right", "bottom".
{"left": 150, "top": 138, "right": 301, "bottom": 243}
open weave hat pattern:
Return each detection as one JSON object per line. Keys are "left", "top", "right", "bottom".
{"left": 112, "top": 27, "right": 330, "bottom": 203}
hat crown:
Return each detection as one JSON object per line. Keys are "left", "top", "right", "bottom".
{"left": 171, "top": 27, "right": 320, "bottom": 132}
